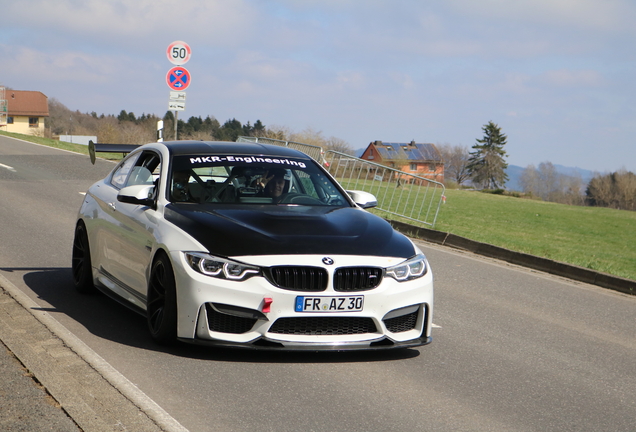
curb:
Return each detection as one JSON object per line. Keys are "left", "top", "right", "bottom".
{"left": 388, "top": 220, "right": 636, "bottom": 296}
{"left": 0, "top": 273, "right": 188, "bottom": 432}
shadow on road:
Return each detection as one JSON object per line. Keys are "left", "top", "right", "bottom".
{"left": 4, "top": 267, "right": 422, "bottom": 364}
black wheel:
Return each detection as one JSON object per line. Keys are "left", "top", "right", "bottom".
{"left": 147, "top": 253, "right": 178, "bottom": 345}
{"left": 72, "top": 221, "right": 96, "bottom": 293}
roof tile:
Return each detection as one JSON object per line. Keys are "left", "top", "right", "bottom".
{"left": 6, "top": 90, "right": 49, "bottom": 117}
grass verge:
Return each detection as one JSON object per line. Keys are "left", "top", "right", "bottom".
{"left": 433, "top": 189, "right": 636, "bottom": 281}
{"left": 0, "top": 131, "right": 124, "bottom": 161}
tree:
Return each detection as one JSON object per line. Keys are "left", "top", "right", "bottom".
{"left": 467, "top": 121, "right": 509, "bottom": 189}
{"left": 202, "top": 116, "right": 220, "bottom": 138}
{"left": 252, "top": 119, "right": 266, "bottom": 136}
{"left": 437, "top": 143, "right": 471, "bottom": 186}
{"left": 324, "top": 136, "right": 353, "bottom": 155}
{"left": 117, "top": 110, "right": 129, "bottom": 122}
{"left": 210, "top": 118, "right": 243, "bottom": 141}
{"left": 586, "top": 170, "right": 636, "bottom": 211}
{"left": 520, "top": 162, "right": 584, "bottom": 205}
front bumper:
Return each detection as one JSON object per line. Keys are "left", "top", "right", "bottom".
{"left": 171, "top": 252, "right": 434, "bottom": 351}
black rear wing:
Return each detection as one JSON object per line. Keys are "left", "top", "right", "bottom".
{"left": 88, "top": 140, "right": 141, "bottom": 165}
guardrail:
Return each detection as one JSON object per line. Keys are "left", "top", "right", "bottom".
{"left": 237, "top": 136, "right": 445, "bottom": 228}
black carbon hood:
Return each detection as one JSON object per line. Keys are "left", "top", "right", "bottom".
{"left": 164, "top": 204, "right": 415, "bottom": 258}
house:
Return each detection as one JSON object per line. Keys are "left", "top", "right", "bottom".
{"left": 360, "top": 140, "right": 444, "bottom": 182}
{"left": 0, "top": 90, "right": 49, "bottom": 135}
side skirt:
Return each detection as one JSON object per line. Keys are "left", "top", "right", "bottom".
{"left": 94, "top": 267, "right": 147, "bottom": 317}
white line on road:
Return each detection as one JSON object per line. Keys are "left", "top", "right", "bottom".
{"left": 0, "top": 162, "right": 16, "bottom": 172}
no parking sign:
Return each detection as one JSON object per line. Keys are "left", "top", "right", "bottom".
{"left": 166, "top": 66, "right": 191, "bottom": 91}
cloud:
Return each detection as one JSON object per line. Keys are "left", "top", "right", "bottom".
{"left": 538, "top": 69, "right": 605, "bottom": 88}
{"left": 1, "top": 1, "right": 635, "bottom": 172}
{"left": 3, "top": 0, "right": 260, "bottom": 51}
{"left": 446, "top": 0, "right": 636, "bottom": 33}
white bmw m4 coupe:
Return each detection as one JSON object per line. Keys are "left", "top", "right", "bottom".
{"left": 72, "top": 140, "right": 433, "bottom": 350}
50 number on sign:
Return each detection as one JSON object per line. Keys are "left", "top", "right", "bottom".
{"left": 167, "top": 41, "right": 191, "bottom": 66}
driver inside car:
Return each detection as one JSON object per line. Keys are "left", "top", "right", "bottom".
{"left": 172, "top": 170, "right": 194, "bottom": 202}
{"left": 257, "top": 169, "right": 289, "bottom": 203}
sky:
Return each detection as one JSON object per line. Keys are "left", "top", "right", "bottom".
{"left": 1, "top": 0, "right": 635, "bottom": 173}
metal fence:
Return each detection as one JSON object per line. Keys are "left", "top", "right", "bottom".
{"left": 237, "top": 136, "right": 445, "bottom": 228}
{"left": 236, "top": 136, "right": 323, "bottom": 161}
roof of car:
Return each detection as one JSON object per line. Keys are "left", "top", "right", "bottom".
{"left": 162, "top": 140, "right": 311, "bottom": 159}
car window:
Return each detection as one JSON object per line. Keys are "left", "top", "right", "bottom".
{"left": 169, "top": 154, "right": 349, "bottom": 206}
{"left": 110, "top": 155, "right": 139, "bottom": 189}
{"left": 125, "top": 151, "right": 161, "bottom": 187}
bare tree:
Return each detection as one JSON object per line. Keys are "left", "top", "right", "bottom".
{"left": 324, "top": 136, "right": 353, "bottom": 155}
{"left": 261, "top": 125, "right": 292, "bottom": 141}
{"left": 587, "top": 169, "right": 636, "bottom": 210}
{"left": 521, "top": 161, "right": 585, "bottom": 204}
{"left": 560, "top": 175, "right": 585, "bottom": 206}
{"left": 615, "top": 170, "right": 636, "bottom": 210}
{"left": 520, "top": 164, "right": 540, "bottom": 195}
{"left": 437, "top": 143, "right": 470, "bottom": 186}
{"left": 290, "top": 127, "right": 326, "bottom": 147}
{"left": 96, "top": 119, "right": 120, "bottom": 143}
{"left": 182, "top": 130, "right": 214, "bottom": 141}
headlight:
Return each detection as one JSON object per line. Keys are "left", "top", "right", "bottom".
{"left": 386, "top": 254, "right": 428, "bottom": 281}
{"left": 185, "top": 252, "right": 260, "bottom": 281}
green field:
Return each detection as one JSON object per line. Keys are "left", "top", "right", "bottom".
{"left": 430, "top": 189, "right": 636, "bottom": 281}
{"left": 339, "top": 175, "right": 634, "bottom": 281}
{"left": 3, "top": 131, "right": 634, "bottom": 281}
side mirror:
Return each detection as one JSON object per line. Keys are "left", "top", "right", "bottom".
{"left": 117, "top": 184, "right": 155, "bottom": 207}
{"left": 346, "top": 190, "right": 378, "bottom": 209}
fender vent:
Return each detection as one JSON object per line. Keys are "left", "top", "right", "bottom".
{"left": 384, "top": 310, "right": 418, "bottom": 333}
{"left": 206, "top": 304, "right": 257, "bottom": 334}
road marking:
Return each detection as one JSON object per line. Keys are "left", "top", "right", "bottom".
{"left": 432, "top": 323, "right": 442, "bottom": 328}
{"left": 79, "top": 192, "right": 86, "bottom": 196}
{"left": 0, "top": 162, "right": 16, "bottom": 172}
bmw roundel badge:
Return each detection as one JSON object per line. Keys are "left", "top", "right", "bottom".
{"left": 322, "top": 257, "right": 334, "bottom": 265}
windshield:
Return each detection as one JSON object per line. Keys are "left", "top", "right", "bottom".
{"left": 169, "top": 154, "right": 350, "bottom": 206}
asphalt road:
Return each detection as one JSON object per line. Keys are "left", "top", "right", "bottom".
{"left": 1, "top": 135, "right": 636, "bottom": 431}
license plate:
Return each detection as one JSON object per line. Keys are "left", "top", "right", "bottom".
{"left": 295, "top": 296, "right": 364, "bottom": 312}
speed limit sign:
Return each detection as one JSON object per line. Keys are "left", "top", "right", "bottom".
{"left": 167, "top": 41, "right": 191, "bottom": 65}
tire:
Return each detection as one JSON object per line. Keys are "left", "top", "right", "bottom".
{"left": 147, "top": 253, "right": 178, "bottom": 345}
{"left": 72, "top": 221, "right": 96, "bottom": 293}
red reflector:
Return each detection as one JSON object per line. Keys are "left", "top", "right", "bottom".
{"left": 262, "top": 297, "right": 273, "bottom": 313}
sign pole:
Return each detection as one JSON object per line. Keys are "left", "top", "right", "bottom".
{"left": 174, "top": 110, "right": 178, "bottom": 140}
{"left": 165, "top": 41, "right": 191, "bottom": 141}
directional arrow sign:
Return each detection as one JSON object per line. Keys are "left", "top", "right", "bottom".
{"left": 166, "top": 66, "right": 191, "bottom": 91}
